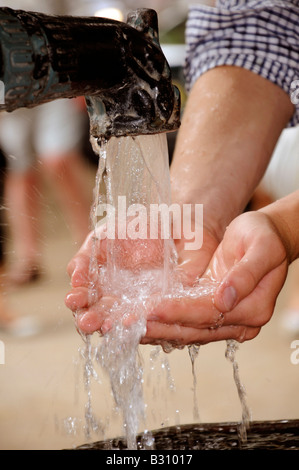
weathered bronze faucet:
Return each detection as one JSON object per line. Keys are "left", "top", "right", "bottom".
{"left": 0, "top": 7, "right": 180, "bottom": 140}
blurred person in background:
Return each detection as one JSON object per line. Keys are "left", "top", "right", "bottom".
{"left": 0, "top": 98, "right": 92, "bottom": 285}
{"left": 0, "top": 147, "right": 37, "bottom": 335}
{"left": 0, "top": 0, "right": 92, "bottom": 286}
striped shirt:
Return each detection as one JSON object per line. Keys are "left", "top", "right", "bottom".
{"left": 185, "top": 0, "right": 299, "bottom": 126}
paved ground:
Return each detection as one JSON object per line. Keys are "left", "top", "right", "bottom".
{"left": 0, "top": 179, "right": 298, "bottom": 450}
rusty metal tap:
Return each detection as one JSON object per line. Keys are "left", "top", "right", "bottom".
{"left": 0, "top": 7, "right": 180, "bottom": 140}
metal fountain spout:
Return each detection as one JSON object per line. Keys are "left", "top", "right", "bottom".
{"left": 0, "top": 7, "right": 180, "bottom": 140}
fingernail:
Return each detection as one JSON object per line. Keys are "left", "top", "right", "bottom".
{"left": 222, "top": 286, "right": 237, "bottom": 311}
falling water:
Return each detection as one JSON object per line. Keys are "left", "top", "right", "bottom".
{"left": 77, "top": 133, "right": 250, "bottom": 449}
{"left": 188, "top": 345, "right": 201, "bottom": 421}
{"left": 225, "top": 339, "right": 251, "bottom": 442}
{"left": 87, "top": 133, "right": 178, "bottom": 449}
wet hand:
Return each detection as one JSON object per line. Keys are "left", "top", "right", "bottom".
{"left": 65, "top": 223, "right": 219, "bottom": 336}
{"left": 65, "top": 226, "right": 171, "bottom": 335}
{"left": 142, "top": 211, "right": 289, "bottom": 346}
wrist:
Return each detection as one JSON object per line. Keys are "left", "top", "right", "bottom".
{"left": 260, "top": 191, "right": 299, "bottom": 263}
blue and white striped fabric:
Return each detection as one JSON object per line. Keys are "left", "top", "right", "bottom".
{"left": 185, "top": 0, "right": 299, "bottom": 125}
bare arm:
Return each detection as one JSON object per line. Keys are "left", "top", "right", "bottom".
{"left": 171, "top": 66, "right": 294, "bottom": 240}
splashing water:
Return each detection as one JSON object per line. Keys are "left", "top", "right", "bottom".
{"left": 225, "top": 339, "right": 251, "bottom": 442}
{"left": 76, "top": 133, "right": 250, "bottom": 449}
{"left": 88, "top": 134, "right": 179, "bottom": 449}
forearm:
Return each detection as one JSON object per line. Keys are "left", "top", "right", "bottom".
{"left": 170, "top": 66, "right": 294, "bottom": 241}
{"left": 260, "top": 190, "right": 299, "bottom": 264}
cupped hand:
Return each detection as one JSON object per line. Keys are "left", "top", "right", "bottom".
{"left": 65, "top": 211, "right": 288, "bottom": 346}
{"left": 143, "top": 211, "right": 289, "bottom": 346}
{"left": 65, "top": 224, "right": 219, "bottom": 336}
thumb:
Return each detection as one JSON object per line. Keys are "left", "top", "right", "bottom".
{"left": 213, "top": 240, "right": 287, "bottom": 312}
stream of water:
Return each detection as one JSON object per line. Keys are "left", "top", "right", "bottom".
{"left": 76, "top": 133, "right": 250, "bottom": 449}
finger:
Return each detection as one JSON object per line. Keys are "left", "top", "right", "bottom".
{"left": 68, "top": 250, "right": 106, "bottom": 288}
{"left": 65, "top": 285, "right": 103, "bottom": 311}
{"left": 76, "top": 307, "right": 104, "bottom": 335}
{"left": 65, "top": 287, "right": 90, "bottom": 311}
{"left": 214, "top": 239, "right": 287, "bottom": 313}
{"left": 147, "top": 289, "right": 220, "bottom": 329}
{"left": 220, "top": 261, "right": 288, "bottom": 328}
{"left": 142, "top": 321, "right": 260, "bottom": 346}
{"left": 75, "top": 296, "right": 116, "bottom": 334}
{"left": 67, "top": 255, "right": 93, "bottom": 287}
{"left": 67, "top": 232, "right": 107, "bottom": 285}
